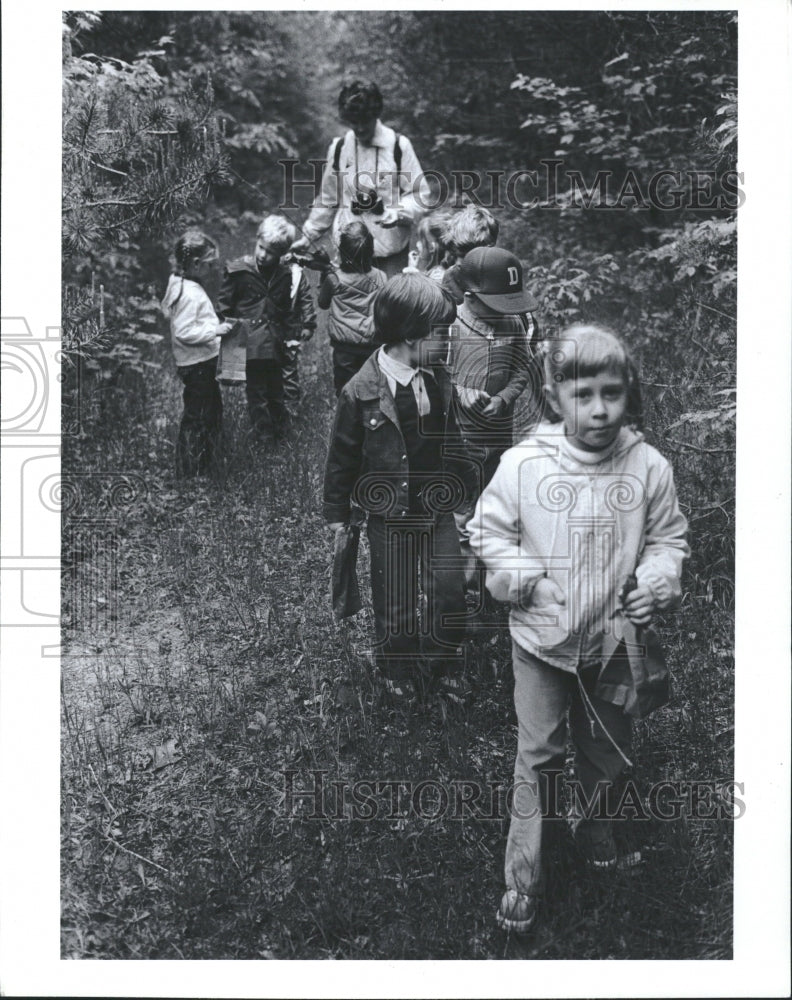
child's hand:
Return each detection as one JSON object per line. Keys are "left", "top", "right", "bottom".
{"left": 458, "top": 386, "right": 490, "bottom": 410}
{"left": 480, "top": 395, "right": 506, "bottom": 418}
{"left": 531, "top": 577, "right": 567, "bottom": 609}
{"left": 622, "top": 584, "right": 654, "bottom": 627}
{"left": 217, "top": 321, "right": 236, "bottom": 337}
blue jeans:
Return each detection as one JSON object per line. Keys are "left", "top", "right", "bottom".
{"left": 507, "top": 642, "right": 632, "bottom": 895}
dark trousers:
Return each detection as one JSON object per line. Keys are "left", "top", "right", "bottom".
{"left": 366, "top": 512, "right": 467, "bottom": 682}
{"left": 246, "top": 359, "right": 286, "bottom": 441}
{"left": 282, "top": 343, "right": 301, "bottom": 402}
{"left": 176, "top": 357, "right": 223, "bottom": 478}
{"left": 332, "top": 342, "right": 377, "bottom": 397}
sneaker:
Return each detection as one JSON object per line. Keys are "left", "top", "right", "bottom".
{"left": 613, "top": 820, "right": 643, "bottom": 871}
{"left": 574, "top": 820, "right": 617, "bottom": 870}
{"left": 496, "top": 889, "right": 538, "bottom": 934}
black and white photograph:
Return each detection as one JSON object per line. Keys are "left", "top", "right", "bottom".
{"left": 0, "top": 1, "right": 790, "bottom": 996}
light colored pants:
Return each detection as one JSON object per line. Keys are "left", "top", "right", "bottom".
{"left": 507, "top": 642, "right": 632, "bottom": 896}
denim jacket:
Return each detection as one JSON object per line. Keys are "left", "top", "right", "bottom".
{"left": 323, "top": 350, "right": 478, "bottom": 523}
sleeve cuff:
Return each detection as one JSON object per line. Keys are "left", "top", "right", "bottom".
{"left": 323, "top": 503, "right": 351, "bottom": 524}
{"left": 636, "top": 566, "right": 678, "bottom": 609}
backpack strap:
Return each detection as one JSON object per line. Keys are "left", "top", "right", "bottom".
{"left": 334, "top": 132, "right": 402, "bottom": 176}
{"left": 332, "top": 135, "right": 344, "bottom": 172}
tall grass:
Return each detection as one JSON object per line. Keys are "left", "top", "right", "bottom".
{"left": 61, "top": 273, "right": 734, "bottom": 958}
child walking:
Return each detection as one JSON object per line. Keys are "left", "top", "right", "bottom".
{"left": 469, "top": 323, "right": 689, "bottom": 933}
{"left": 323, "top": 274, "right": 477, "bottom": 706}
{"left": 442, "top": 204, "right": 541, "bottom": 352}
{"left": 317, "top": 221, "right": 386, "bottom": 396}
{"left": 448, "top": 247, "right": 535, "bottom": 611}
{"left": 216, "top": 214, "right": 316, "bottom": 444}
{"left": 161, "top": 230, "right": 233, "bottom": 478}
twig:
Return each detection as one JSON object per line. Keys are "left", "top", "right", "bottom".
{"left": 689, "top": 335, "right": 717, "bottom": 358}
{"left": 665, "top": 436, "right": 734, "bottom": 455}
{"left": 222, "top": 836, "right": 244, "bottom": 876}
{"left": 92, "top": 161, "right": 130, "bottom": 179}
{"left": 63, "top": 198, "right": 139, "bottom": 212}
{"left": 694, "top": 299, "right": 736, "bottom": 322}
{"left": 100, "top": 830, "right": 172, "bottom": 874}
{"left": 87, "top": 762, "right": 117, "bottom": 818}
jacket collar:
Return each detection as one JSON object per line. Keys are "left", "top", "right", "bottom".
{"left": 235, "top": 255, "right": 290, "bottom": 283}
{"left": 345, "top": 120, "right": 392, "bottom": 150}
{"left": 355, "top": 350, "right": 453, "bottom": 422}
{"left": 457, "top": 299, "right": 521, "bottom": 339}
{"left": 457, "top": 300, "right": 497, "bottom": 339}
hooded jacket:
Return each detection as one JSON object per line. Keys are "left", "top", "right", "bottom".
{"left": 161, "top": 274, "right": 222, "bottom": 367}
{"left": 215, "top": 256, "right": 316, "bottom": 362}
{"left": 468, "top": 422, "right": 689, "bottom": 671}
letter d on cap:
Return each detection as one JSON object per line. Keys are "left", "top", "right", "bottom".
{"left": 507, "top": 266, "right": 519, "bottom": 286}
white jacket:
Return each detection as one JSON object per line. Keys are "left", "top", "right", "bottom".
{"left": 468, "top": 422, "right": 689, "bottom": 671}
{"left": 161, "top": 274, "right": 222, "bottom": 367}
{"left": 302, "top": 121, "right": 430, "bottom": 259}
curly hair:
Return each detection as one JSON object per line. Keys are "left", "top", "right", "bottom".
{"left": 447, "top": 205, "right": 499, "bottom": 258}
{"left": 338, "top": 80, "right": 383, "bottom": 123}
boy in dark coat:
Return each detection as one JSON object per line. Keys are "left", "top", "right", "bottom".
{"left": 324, "top": 274, "right": 477, "bottom": 706}
{"left": 217, "top": 214, "right": 316, "bottom": 443}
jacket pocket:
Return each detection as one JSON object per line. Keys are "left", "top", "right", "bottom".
{"left": 532, "top": 601, "right": 570, "bottom": 652}
{"left": 362, "top": 405, "right": 388, "bottom": 433}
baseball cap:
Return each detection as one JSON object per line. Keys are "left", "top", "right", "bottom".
{"left": 457, "top": 246, "right": 538, "bottom": 313}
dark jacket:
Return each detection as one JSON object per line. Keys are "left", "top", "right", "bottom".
{"left": 323, "top": 350, "right": 478, "bottom": 524}
{"left": 216, "top": 256, "right": 315, "bottom": 362}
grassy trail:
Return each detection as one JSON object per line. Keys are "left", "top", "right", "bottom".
{"left": 61, "top": 254, "right": 734, "bottom": 960}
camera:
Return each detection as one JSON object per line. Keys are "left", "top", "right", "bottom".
{"left": 281, "top": 249, "right": 331, "bottom": 272}
{"left": 350, "top": 186, "right": 384, "bottom": 216}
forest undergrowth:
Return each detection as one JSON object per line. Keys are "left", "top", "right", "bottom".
{"left": 61, "top": 244, "right": 735, "bottom": 961}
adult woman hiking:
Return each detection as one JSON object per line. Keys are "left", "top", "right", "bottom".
{"left": 291, "top": 80, "right": 431, "bottom": 278}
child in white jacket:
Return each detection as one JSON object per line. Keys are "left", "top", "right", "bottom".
{"left": 161, "top": 230, "right": 233, "bottom": 477}
{"left": 468, "top": 323, "right": 689, "bottom": 934}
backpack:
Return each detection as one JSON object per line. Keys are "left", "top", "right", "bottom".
{"left": 332, "top": 132, "right": 403, "bottom": 183}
